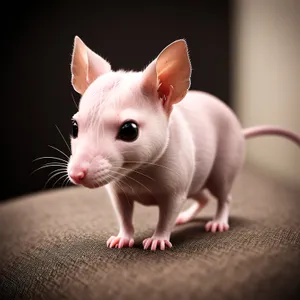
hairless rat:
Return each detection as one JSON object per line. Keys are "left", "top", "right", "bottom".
{"left": 67, "top": 36, "right": 300, "bottom": 251}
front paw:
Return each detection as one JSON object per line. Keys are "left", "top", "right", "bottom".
{"left": 106, "top": 235, "right": 134, "bottom": 249}
{"left": 205, "top": 220, "right": 229, "bottom": 232}
{"left": 143, "top": 237, "right": 172, "bottom": 251}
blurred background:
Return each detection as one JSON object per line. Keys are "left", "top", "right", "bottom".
{"left": 1, "top": 0, "right": 299, "bottom": 202}
{"left": 233, "top": 0, "right": 300, "bottom": 191}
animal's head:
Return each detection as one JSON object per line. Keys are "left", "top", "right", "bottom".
{"left": 67, "top": 36, "right": 191, "bottom": 188}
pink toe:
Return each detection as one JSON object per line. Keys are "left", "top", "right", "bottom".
{"left": 118, "top": 239, "right": 124, "bottom": 248}
{"left": 211, "top": 223, "right": 218, "bottom": 232}
{"left": 129, "top": 239, "right": 134, "bottom": 248}
{"left": 205, "top": 222, "right": 211, "bottom": 231}
{"left": 110, "top": 237, "right": 120, "bottom": 248}
{"left": 151, "top": 240, "right": 158, "bottom": 251}
{"left": 165, "top": 240, "right": 172, "bottom": 248}
{"left": 160, "top": 241, "right": 165, "bottom": 251}
{"left": 144, "top": 239, "right": 152, "bottom": 250}
{"left": 205, "top": 221, "right": 229, "bottom": 233}
{"left": 218, "top": 224, "right": 224, "bottom": 232}
{"left": 106, "top": 236, "right": 113, "bottom": 247}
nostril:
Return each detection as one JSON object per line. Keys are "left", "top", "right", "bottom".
{"left": 77, "top": 171, "right": 85, "bottom": 180}
{"left": 69, "top": 169, "right": 87, "bottom": 183}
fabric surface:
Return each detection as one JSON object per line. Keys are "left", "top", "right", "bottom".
{"left": 0, "top": 166, "right": 299, "bottom": 300}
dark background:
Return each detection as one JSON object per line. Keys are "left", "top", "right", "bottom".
{"left": 1, "top": 1, "right": 232, "bottom": 202}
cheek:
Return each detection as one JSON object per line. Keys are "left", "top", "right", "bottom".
{"left": 119, "top": 130, "right": 167, "bottom": 163}
{"left": 68, "top": 139, "right": 79, "bottom": 169}
{"left": 142, "top": 125, "right": 168, "bottom": 159}
{"left": 70, "top": 139, "right": 77, "bottom": 154}
{"left": 118, "top": 142, "right": 141, "bottom": 161}
{"left": 70, "top": 136, "right": 86, "bottom": 156}
{"left": 106, "top": 144, "right": 125, "bottom": 166}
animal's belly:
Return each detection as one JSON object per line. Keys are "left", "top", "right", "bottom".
{"left": 117, "top": 180, "right": 158, "bottom": 206}
{"left": 187, "top": 159, "right": 215, "bottom": 198}
{"left": 134, "top": 195, "right": 157, "bottom": 206}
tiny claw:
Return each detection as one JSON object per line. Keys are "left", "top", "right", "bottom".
{"left": 205, "top": 220, "right": 229, "bottom": 233}
{"left": 129, "top": 238, "right": 134, "bottom": 248}
{"left": 164, "top": 240, "right": 172, "bottom": 248}
{"left": 151, "top": 239, "right": 158, "bottom": 251}
{"left": 110, "top": 237, "right": 120, "bottom": 248}
{"left": 106, "top": 236, "right": 114, "bottom": 247}
{"left": 118, "top": 238, "right": 125, "bottom": 248}
{"left": 143, "top": 238, "right": 152, "bottom": 250}
{"left": 106, "top": 235, "right": 135, "bottom": 249}
{"left": 143, "top": 237, "right": 172, "bottom": 251}
{"left": 211, "top": 223, "right": 218, "bottom": 232}
{"left": 160, "top": 240, "right": 165, "bottom": 251}
{"left": 218, "top": 224, "right": 224, "bottom": 232}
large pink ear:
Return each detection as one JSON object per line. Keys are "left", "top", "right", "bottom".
{"left": 141, "top": 39, "right": 191, "bottom": 110}
{"left": 71, "top": 36, "right": 111, "bottom": 95}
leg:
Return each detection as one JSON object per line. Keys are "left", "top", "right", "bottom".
{"left": 143, "top": 194, "right": 185, "bottom": 251}
{"left": 106, "top": 191, "right": 135, "bottom": 248}
{"left": 205, "top": 194, "right": 231, "bottom": 232}
{"left": 175, "top": 190, "right": 209, "bottom": 225}
{"left": 204, "top": 125, "right": 245, "bottom": 233}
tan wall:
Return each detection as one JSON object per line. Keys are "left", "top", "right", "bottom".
{"left": 232, "top": 0, "right": 300, "bottom": 188}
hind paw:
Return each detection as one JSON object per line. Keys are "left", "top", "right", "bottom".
{"left": 175, "top": 202, "right": 204, "bottom": 225}
{"left": 175, "top": 212, "right": 195, "bottom": 225}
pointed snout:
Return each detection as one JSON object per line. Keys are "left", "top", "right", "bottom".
{"left": 68, "top": 152, "right": 113, "bottom": 188}
{"left": 69, "top": 169, "right": 87, "bottom": 184}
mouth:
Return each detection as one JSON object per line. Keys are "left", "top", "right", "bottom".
{"left": 68, "top": 161, "right": 128, "bottom": 189}
{"left": 69, "top": 175, "right": 114, "bottom": 189}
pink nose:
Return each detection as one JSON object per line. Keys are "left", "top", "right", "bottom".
{"left": 69, "top": 170, "right": 86, "bottom": 184}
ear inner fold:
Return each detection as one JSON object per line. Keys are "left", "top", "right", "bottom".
{"left": 156, "top": 40, "right": 191, "bottom": 105}
{"left": 71, "top": 36, "right": 111, "bottom": 95}
{"left": 71, "top": 37, "right": 89, "bottom": 94}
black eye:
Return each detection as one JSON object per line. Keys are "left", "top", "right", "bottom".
{"left": 71, "top": 119, "right": 78, "bottom": 138}
{"left": 117, "top": 121, "right": 139, "bottom": 142}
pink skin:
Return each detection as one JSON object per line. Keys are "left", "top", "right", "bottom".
{"left": 67, "top": 36, "right": 300, "bottom": 251}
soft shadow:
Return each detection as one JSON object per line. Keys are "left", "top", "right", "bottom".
{"left": 133, "top": 216, "right": 252, "bottom": 250}
{"left": 170, "top": 216, "right": 253, "bottom": 247}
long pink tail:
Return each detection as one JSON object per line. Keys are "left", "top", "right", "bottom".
{"left": 243, "top": 125, "right": 300, "bottom": 146}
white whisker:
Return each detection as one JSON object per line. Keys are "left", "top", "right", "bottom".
{"left": 122, "top": 160, "right": 180, "bottom": 176}
{"left": 31, "top": 163, "right": 68, "bottom": 175}
{"left": 44, "top": 170, "right": 67, "bottom": 188}
{"left": 33, "top": 156, "right": 68, "bottom": 164}
{"left": 71, "top": 92, "right": 78, "bottom": 109}
{"left": 104, "top": 152, "right": 179, "bottom": 177}
{"left": 55, "top": 125, "right": 71, "bottom": 153}
{"left": 52, "top": 174, "right": 69, "bottom": 188}
{"left": 105, "top": 174, "right": 131, "bottom": 205}
{"left": 112, "top": 166, "right": 155, "bottom": 181}
{"left": 48, "top": 167, "right": 68, "bottom": 176}
{"left": 62, "top": 176, "right": 70, "bottom": 187}
{"left": 48, "top": 145, "right": 70, "bottom": 159}
{"left": 109, "top": 170, "right": 152, "bottom": 194}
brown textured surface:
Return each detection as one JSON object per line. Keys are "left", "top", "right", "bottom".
{"left": 0, "top": 166, "right": 300, "bottom": 300}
